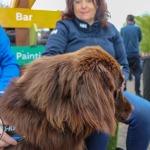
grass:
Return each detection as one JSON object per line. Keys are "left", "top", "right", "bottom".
{"left": 107, "top": 124, "right": 118, "bottom": 150}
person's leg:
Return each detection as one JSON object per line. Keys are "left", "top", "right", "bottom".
{"left": 134, "top": 72, "right": 141, "bottom": 96}
{"left": 130, "top": 55, "right": 142, "bottom": 96}
{"left": 85, "top": 131, "right": 109, "bottom": 150}
{"left": 123, "top": 91, "right": 150, "bottom": 150}
{"left": 128, "top": 69, "right": 133, "bottom": 81}
{"left": 143, "top": 57, "right": 150, "bottom": 101}
{"left": 126, "top": 57, "right": 133, "bottom": 91}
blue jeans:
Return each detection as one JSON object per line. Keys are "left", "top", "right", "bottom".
{"left": 85, "top": 91, "right": 150, "bottom": 150}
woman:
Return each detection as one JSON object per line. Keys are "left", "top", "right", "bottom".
{"left": 43, "top": 0, "right": 150, "bottom": 150}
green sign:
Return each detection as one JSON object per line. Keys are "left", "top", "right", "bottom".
{"left": 11, "top": 46, "right": 45, "bottom": 66}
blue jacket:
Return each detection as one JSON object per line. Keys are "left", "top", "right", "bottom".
{"left": 0, "top": 26, "right": 20, "bottom": 96}
{"left": 120, "top": 24, "right": 142, "bottom": 57}
{"left": 43, "top": 18, "right": 129, "bottom": 80}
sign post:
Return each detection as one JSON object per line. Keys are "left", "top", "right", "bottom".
{"left": 15, "top": 0, "right": 30, "bottom": 45}
{"left": 0, "top": 8, "right": 61, "bottom": 28}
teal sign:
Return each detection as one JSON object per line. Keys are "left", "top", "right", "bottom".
{"left": 11, "top": 46, "right": 45, "bottom": 66}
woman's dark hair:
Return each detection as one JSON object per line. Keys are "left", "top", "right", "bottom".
{"left": 62, "top": 0, "right": 110, "bottom": 27}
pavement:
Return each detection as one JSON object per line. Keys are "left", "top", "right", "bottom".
{"left": 117, "top": 79, "right": 150, "bottom": 150}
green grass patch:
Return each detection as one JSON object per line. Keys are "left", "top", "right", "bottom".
{"left": 107, "top": 124, "right": 118, "bottom": 150}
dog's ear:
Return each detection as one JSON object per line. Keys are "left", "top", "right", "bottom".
{"left": 114, "top": 89, "right": 133, "bottom": 122}
{"left": 63, "top": 62, "right": 118, "bottom": 136}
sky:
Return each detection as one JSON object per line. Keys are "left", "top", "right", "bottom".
{"left": 32, "top": 0, "right": 150, "bottom": 31}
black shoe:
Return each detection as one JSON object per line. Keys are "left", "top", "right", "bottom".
{"left": 116, "top": 148, "right": 124, "bottom": 150}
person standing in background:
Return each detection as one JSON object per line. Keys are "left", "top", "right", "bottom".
{"left": 0, "top": 25, "right": 20, "bottom": 148}
{"left": 120, "top": 14, "right": 142, "bottom": 97}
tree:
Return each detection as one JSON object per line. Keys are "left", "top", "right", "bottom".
{"left": 0, "top": 0, "right": 11, "bottom": 8}
{"left": 135, "top": 15, "right": 150, "bottom": 54}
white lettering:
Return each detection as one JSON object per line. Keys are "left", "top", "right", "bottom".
{"left": 80, "top": 23, "right": 87, "bottom": 29}
{"left": 23, "top": 15, "right": 29, "bottom": 21}
{"left": 29, "top": 15, "right": 33, "bottom": 20}
{"left": 3, "top": 126, "right": 15, "bottom": 132}
{"left": 17, "top": 52, "right": 22, "bottom": 59}
{"left": 16, "top": 52, "right": 41, "bottom": 60}
{"left": 16, "top": 12, "right": 22, "bottom": 21}
{"left": 50, "top": 29, "right": 58, "bottom": 35}
{"left": 16, "top": 12, "right": 33, "bottom": 21}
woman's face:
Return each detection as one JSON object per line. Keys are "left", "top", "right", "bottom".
{"left": 73, "top": 0, "right": 97, "bottom": 25}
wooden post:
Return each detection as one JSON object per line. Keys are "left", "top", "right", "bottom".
{"left": 15, "top": 0, "right": 29, "bottom": 45}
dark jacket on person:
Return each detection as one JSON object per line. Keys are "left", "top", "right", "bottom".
{"left": 120, "top": 23, "right": 142, "bottom": 57}
{"left": 42, "top": 17, "right": 129, "bottom": 80}
{"left": 0, "top": 26, "right": 20, "bottom": 96}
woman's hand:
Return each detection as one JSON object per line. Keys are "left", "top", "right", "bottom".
{"left": 0, "top": 132, "right": 17, "bottom": 150}
{"left": 0, "top": 120, "right": 17, "bottom": 150}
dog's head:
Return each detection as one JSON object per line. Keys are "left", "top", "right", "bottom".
{"left": 0, "top": 46, "right": 132, "bottom": 140}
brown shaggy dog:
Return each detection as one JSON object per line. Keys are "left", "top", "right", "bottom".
{"left": 0, "top": 46, "right": 132, "bottom": 150}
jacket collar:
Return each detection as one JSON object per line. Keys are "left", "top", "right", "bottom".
{"left": 74, "top": 17, "right": 100, "bottom": 32}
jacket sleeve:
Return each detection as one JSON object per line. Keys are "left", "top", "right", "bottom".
{"left": 0, "top": 26, "right": 20, "bottom": 96}
{"left": 42, "top": 21, "right": 69, "bottom": 56}
{"left": 113, "top": 26, "right": 129, "bottom": 81}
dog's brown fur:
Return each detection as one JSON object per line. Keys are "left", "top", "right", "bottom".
{"left": 0, "top": 46, "right": 132, "bottom": 150}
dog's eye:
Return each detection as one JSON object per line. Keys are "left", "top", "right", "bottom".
{"left": 114, "top": 90, "right": 118, "bottom": 101}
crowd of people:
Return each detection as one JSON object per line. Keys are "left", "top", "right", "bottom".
{"left": 0, "top": 0, "right": 150, "bottom": 149}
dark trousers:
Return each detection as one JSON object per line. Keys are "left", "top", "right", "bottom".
{"left": 142, "top": 57, "right": 150, "bottom": 101}
{"left": 127, "top": 55, "right": 142, "bottom": 95}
